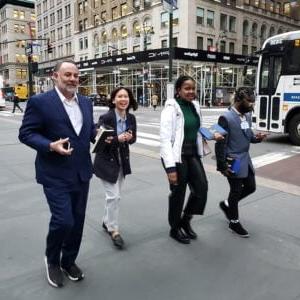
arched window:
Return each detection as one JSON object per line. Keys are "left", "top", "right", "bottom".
{"left": 101, "top": 31, "right": 107, "bottom": 43}
{"left": 251, "top": 22, "right": 258, "bottom": 38}
{"left": 260, "top": 24, "right": 267, "bottom": 40}
{"left": 94, "top": 34, "right": 99, "bottom": 47}
{"left": 143, "top": 17, "right": 151, "bottom": 28}
{"left": 120, "top": 25, "right": 127, "bottom": 39}
{"left": 278, "top": 28, "right": 283, "bottom": 34}
{"left": 243, "top": 20, "right": 249, "bottom": 36}
{"left": 133, "top": 21, "right": 140, "bottom": 36}
{"left": 269, "top": 26, "right": 275, "bottom": 37}
{"left": 112, "top": 28, "right": 118, "bottom": 41}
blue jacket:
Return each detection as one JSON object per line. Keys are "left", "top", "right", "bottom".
{"left": 215, "top": 108, "right": 260, "bottom": 178}
{"left": 19, "top": 89, "right": 96, "bottom": 187}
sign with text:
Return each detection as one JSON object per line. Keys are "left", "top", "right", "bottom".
{"left": 162, "top": 0, "right": 177, "bottom": 12}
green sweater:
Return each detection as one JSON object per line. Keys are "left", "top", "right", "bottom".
{"left": 176, "top": 98, "right": 200, "bottom": 143}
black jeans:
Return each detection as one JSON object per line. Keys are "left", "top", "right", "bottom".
{"left": 168, "top": 155, "right": 208, "bottom": 229}
{"left": 227, "top": 168, "right": 256, "bottom": 220}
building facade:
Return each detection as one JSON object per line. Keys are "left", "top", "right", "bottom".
{"left": 0, "top": 0, "right": 36, "bottom": 88}
{"left": 35, "top": 0, "right": 74, "bottom": 90}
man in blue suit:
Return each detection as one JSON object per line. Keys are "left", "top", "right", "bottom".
{"left": 19, "top": 61, "right": 96, "bottom": 288}
{"left": 215, "top": 87, "right": 267, "bottom": 238}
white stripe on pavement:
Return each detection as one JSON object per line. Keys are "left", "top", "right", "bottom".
{"left": 136, "top": 137, "right": 160, "bottom": 147}
{"left": 252, "top": 152, "right": 293, "bottom": 168}
{"left": 137, "top": 132, "right": 160, "bottom": 140}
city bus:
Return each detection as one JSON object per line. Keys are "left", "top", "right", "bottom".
{"left": 253, "top": 30, "right": 300, "bottom": 145}
{"left": 0, "top": 75, "right": 6, "bottom": 108}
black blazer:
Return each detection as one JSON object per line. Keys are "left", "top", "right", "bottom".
{"left": 93, "top": 109, "right": 137, "bottom": 183}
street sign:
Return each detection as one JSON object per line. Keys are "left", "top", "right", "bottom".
{"left": 162, "top": 0, "right": 177, "bottom": 12}
{"left": 25, "top": 43, "right": 32, "bottom": 56}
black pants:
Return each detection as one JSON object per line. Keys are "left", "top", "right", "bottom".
{"left": 12, "top": 102, "right": 23, "bottom": 113}
{"left": 227, "top": 168, "right": 256, "bottom": 220}
{"left": 43, "top": 181, "right": 89, "bottom": 267}
{"left": 168, "top": 155, "right": 208, "bottom": 229}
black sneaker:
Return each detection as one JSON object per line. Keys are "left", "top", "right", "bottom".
{"left": 61, "top": 263, "right": 84, "bottom": 281}
{"left": 44, "top": 257, "right": 64, "bottom": 288}
{"left": 229, "top": 221, "right": 249, "bottom": 238}
{"left": 219, "top": 201, "right": 231, "bottom": 221}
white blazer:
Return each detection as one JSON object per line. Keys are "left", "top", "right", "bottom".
{"left": 160, "top": 98, "right": 204, "bottom": 169}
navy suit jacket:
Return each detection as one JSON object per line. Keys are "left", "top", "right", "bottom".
{"left": 19, "top": 89, "right": 96, "bottom": 188}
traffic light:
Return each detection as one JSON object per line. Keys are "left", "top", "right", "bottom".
{"left": 47, "top": 39, "right": 53, "bottom": 53}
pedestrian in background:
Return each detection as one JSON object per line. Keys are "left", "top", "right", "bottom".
{"left": 12, "top": 93, "right": 23, "bottom": 113}
{"left": 160, "top": 75, "right": 223, "bottom": 244}
{"left": 93, "top": 86, "right": 137, "bottom": 249}
{"left": 215, "top": 87, "right": 267, "bottom": 238}
{"left": 151, "top": 94, "right": 158, "bottom": 110}
{"left": 19, "top": 61, "right": 96, "bottom": 288}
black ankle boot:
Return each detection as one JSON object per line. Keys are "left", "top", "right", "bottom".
{"left": 181, "top": 215, "right": 197, "bottom": 239}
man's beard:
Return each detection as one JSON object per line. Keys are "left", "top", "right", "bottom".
{"left": 240, "top": 105, "right": 253, "bottom": 114}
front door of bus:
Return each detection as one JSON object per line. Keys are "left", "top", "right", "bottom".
{"left": 257, "top": 54, "right": 282, "bottom": 132}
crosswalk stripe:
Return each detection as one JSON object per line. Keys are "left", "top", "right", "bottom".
{"left": 252, "top": 152, "right": 294, "bottom": 168}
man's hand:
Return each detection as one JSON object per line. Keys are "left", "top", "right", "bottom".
{"left": 213, "top": 132, "right": 224, "bottom": 141}
{"left": 124, "top": 130, "right": 133, "bottom": 142}
{"left": 221, "top": 168, "right": 235, "bottom": 177}
{"left": 118, "top": 130, "right": 133, "bottom": 143}
{"left": 255, "top": 132, "right": 268, "bottom": 141}
{"left": 167, "top": 171, "right": 178, "bottom": 185}
{"left": 105, "top": 136, "right": 114, "bottom": 144}
{"left": 49, "top": 138, "right": 73, "bottom": 155}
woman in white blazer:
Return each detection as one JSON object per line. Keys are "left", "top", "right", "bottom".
{"left": 160, "top": 75, "right": 222, "bottom": 244}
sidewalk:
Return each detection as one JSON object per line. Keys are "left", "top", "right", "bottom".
{"left": 0, "top": 118, "right": 300, "bottom": 300}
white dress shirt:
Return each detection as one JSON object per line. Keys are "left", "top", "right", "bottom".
{"left": 55, "top": 87, "right": 83, "bottom": 135}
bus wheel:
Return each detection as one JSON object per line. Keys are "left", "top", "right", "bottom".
{"left": 288, "top": 114, "right": 300, "bottom": 146}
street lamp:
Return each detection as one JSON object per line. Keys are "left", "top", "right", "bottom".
{"left": 136, "top": 22, "right": 154, "bottom": 106}
{"left": 212, "top": 31, "right": 227, "bottom": 107}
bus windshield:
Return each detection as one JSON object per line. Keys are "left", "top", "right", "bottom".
{"left": 284, "top": 46, "right": 300, "bottom": 74}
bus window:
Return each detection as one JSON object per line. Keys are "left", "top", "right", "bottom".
{"left": 273, "top": 56, "right": 282, "bottom": 89}
{"left": 283, "top": 43, "right": 300, "bottom": 74}
{"left": 259, "top": 56, "right": 269, "bottom": 93}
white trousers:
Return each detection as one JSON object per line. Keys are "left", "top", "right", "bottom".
{"left": 101, "top": 171, "right": 124, "bottom": 232}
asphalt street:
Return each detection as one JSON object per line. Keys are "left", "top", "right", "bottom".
{"left": 0, "top": 102, "right": 300, "bottom": 300}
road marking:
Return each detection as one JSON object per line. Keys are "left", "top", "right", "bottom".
{"left": 252, "top": 152, "right": 294, "bottom": 168}
{"left": 137, "top": 132, "right": 160, "bottom": 140}
{"left": 136, "top": 137, "right": 160, "bottom": 147}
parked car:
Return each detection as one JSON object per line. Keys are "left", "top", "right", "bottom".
{"left": 88, "top": 93, "right": 107, "bottom": 106}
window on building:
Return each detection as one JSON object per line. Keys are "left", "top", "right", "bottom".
{"left": 133, "top": 21, "right": 140, "bottom": 36}
{"left": 14, "top": 24, "right": 19, "bottom": 32}
{"left": 50, "top": 13, "right": 55, "bottom": 25}
{"left": 269, "top": 0, "right": 274, "bottom": 12}
{"left": 275, "top": 2, "right": 280, "bottom": 13}
{"left": 207, "top": 10, "right": 214, "bottom": 27}
{"left": 244, "top": 0, "right": 250, "bottom": 5}
{"left": 83, "top": 0, "right": 88, "bottom": 12}
{"left": 13, "top": 10, "right": 18, "bottom": 18}
{"left": 101, "top": 0, "right": 106, "bottom": 4}
{"left": 37, "top": 4, "right": 41, "bottom": 15}
{"left": 242, "top": 45, "right": 248, "bottom": 55}
{"left": 120, "top": 25, "right": 127, "bottom": 39}
{"left": 43, "top": 0, "right": 47, "bottom": 11}
{"left": 50, "top": 30, "right": 55, "bottom": 42}
{"left": 37, "top": 20, "right": 42, "bottom": 31}
{"left": 65, "top": 23, "right": 71, "bottom": 37}
{"left": 57, "top": 27, "right": 63, "bottom": 40}
{"left": 16, "top": 69, "right": 27, "bottom": 80}
{"left": 20, "top": 25, "right": 25, "bottom": 33}
{"left": 79, "top": 21, "right": 83, "bottom": 32}
{"left": 121, "top": 3, "right": 127, "bottom": 17}
{"left": 229, "top": 42, "right": 235, "bottom": 53}
{"left": 261, "top": 0, "right": 266, "bottom": 9}
{"left": 283, "top": 2, "right": 290, "bottom": 15}
{"left": 254, "top": 0, "right": 259, "bottom": 7}
{"left": 57, "top": 9, "right": 62, "bottom": 22}
{"left": 229, "top": 16, "right": 236, "bottom": 32}
{"left": 161, "top": 12, "right": 168, "bottom": 28}
{"left": 197, "top": 36, "right": 203, "bottom": 50}
{"left": 207, "top": 38, "right": 213, "bottom": 50}
{"left": 220, "top": 41, "right": 226, "bottom": 52}
{"left": 173, "top": 37, "right": 178, "bottom": 47}
{"left": 102, "top": 31, "right": 107, "bottom": 43}
{"left": 243, "top": 20, "right": 249, "bottom": 36}
{"left": 112, "top": 28, "right": 118, "bottom": 41}
{"left": 251, "top": 46, "right": 257, "bottom": 54}
{"left": 269, "top": 27, "right": 275, "bottom": 37}
{"left": 50, "top": 0, "right": 54, "bottom": 8}
{"left": 196, "top": 7, "right": 204, "bottom": 25}
{"left": 84, "top": 18, "right": 88, "bottom": 30}
{"left": 251, "top": 23, "right": 258, "bottom": 37}
{"left": 79, "top": 38, "right": 83, "bottom": 50}
{"left": 161, "top": 39, "right": 168, "bottom": 48}
{"left": 220, "top": 14, "right": 227, "bottom": 31}
{"left": 260, "top": 24, "right": 267, "bottom": 39}
{"left": 94, "top": 15, "right": 100, "bottom": 26}
{"left": 112, "top": 6, "right": 118, "bottom": 20}
{"left": 44, "top": 16, "right": 48, "bottom": 29}
{"left": 84, "top": 37, "right": 88, "bottom": 48}
{"left": 79, "top": 3, "right": 83, "bottom": 15}
{"left": 94, "top": 34, "right": 99, "bottom": 47}
{"left": 101, "top": 11, "right": 107, "bottom": 22}
{"left": 65, "top": 4, "right": 71, "bottom": 18}
{"left": 31, "top": 13, "right": 35, "bottom": 21}
{"left": 19, "top": 11, "right": 25, "bottom": 19}
{"left": 94, "top": 0, "right": 99, "bottom": 8}
{"left": 144, "top": 0, "right": 151, "bottom": 8}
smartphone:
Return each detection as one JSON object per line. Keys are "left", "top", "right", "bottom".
{"left": 63, "top": 141, "right": 70, "bottom": 150}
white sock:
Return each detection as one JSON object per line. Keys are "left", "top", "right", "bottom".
{"left": 230, "top": 219, "right": 239, "bottom": 223}
{"left": 224, "top": 199, "right": 229, "bottom": 207}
